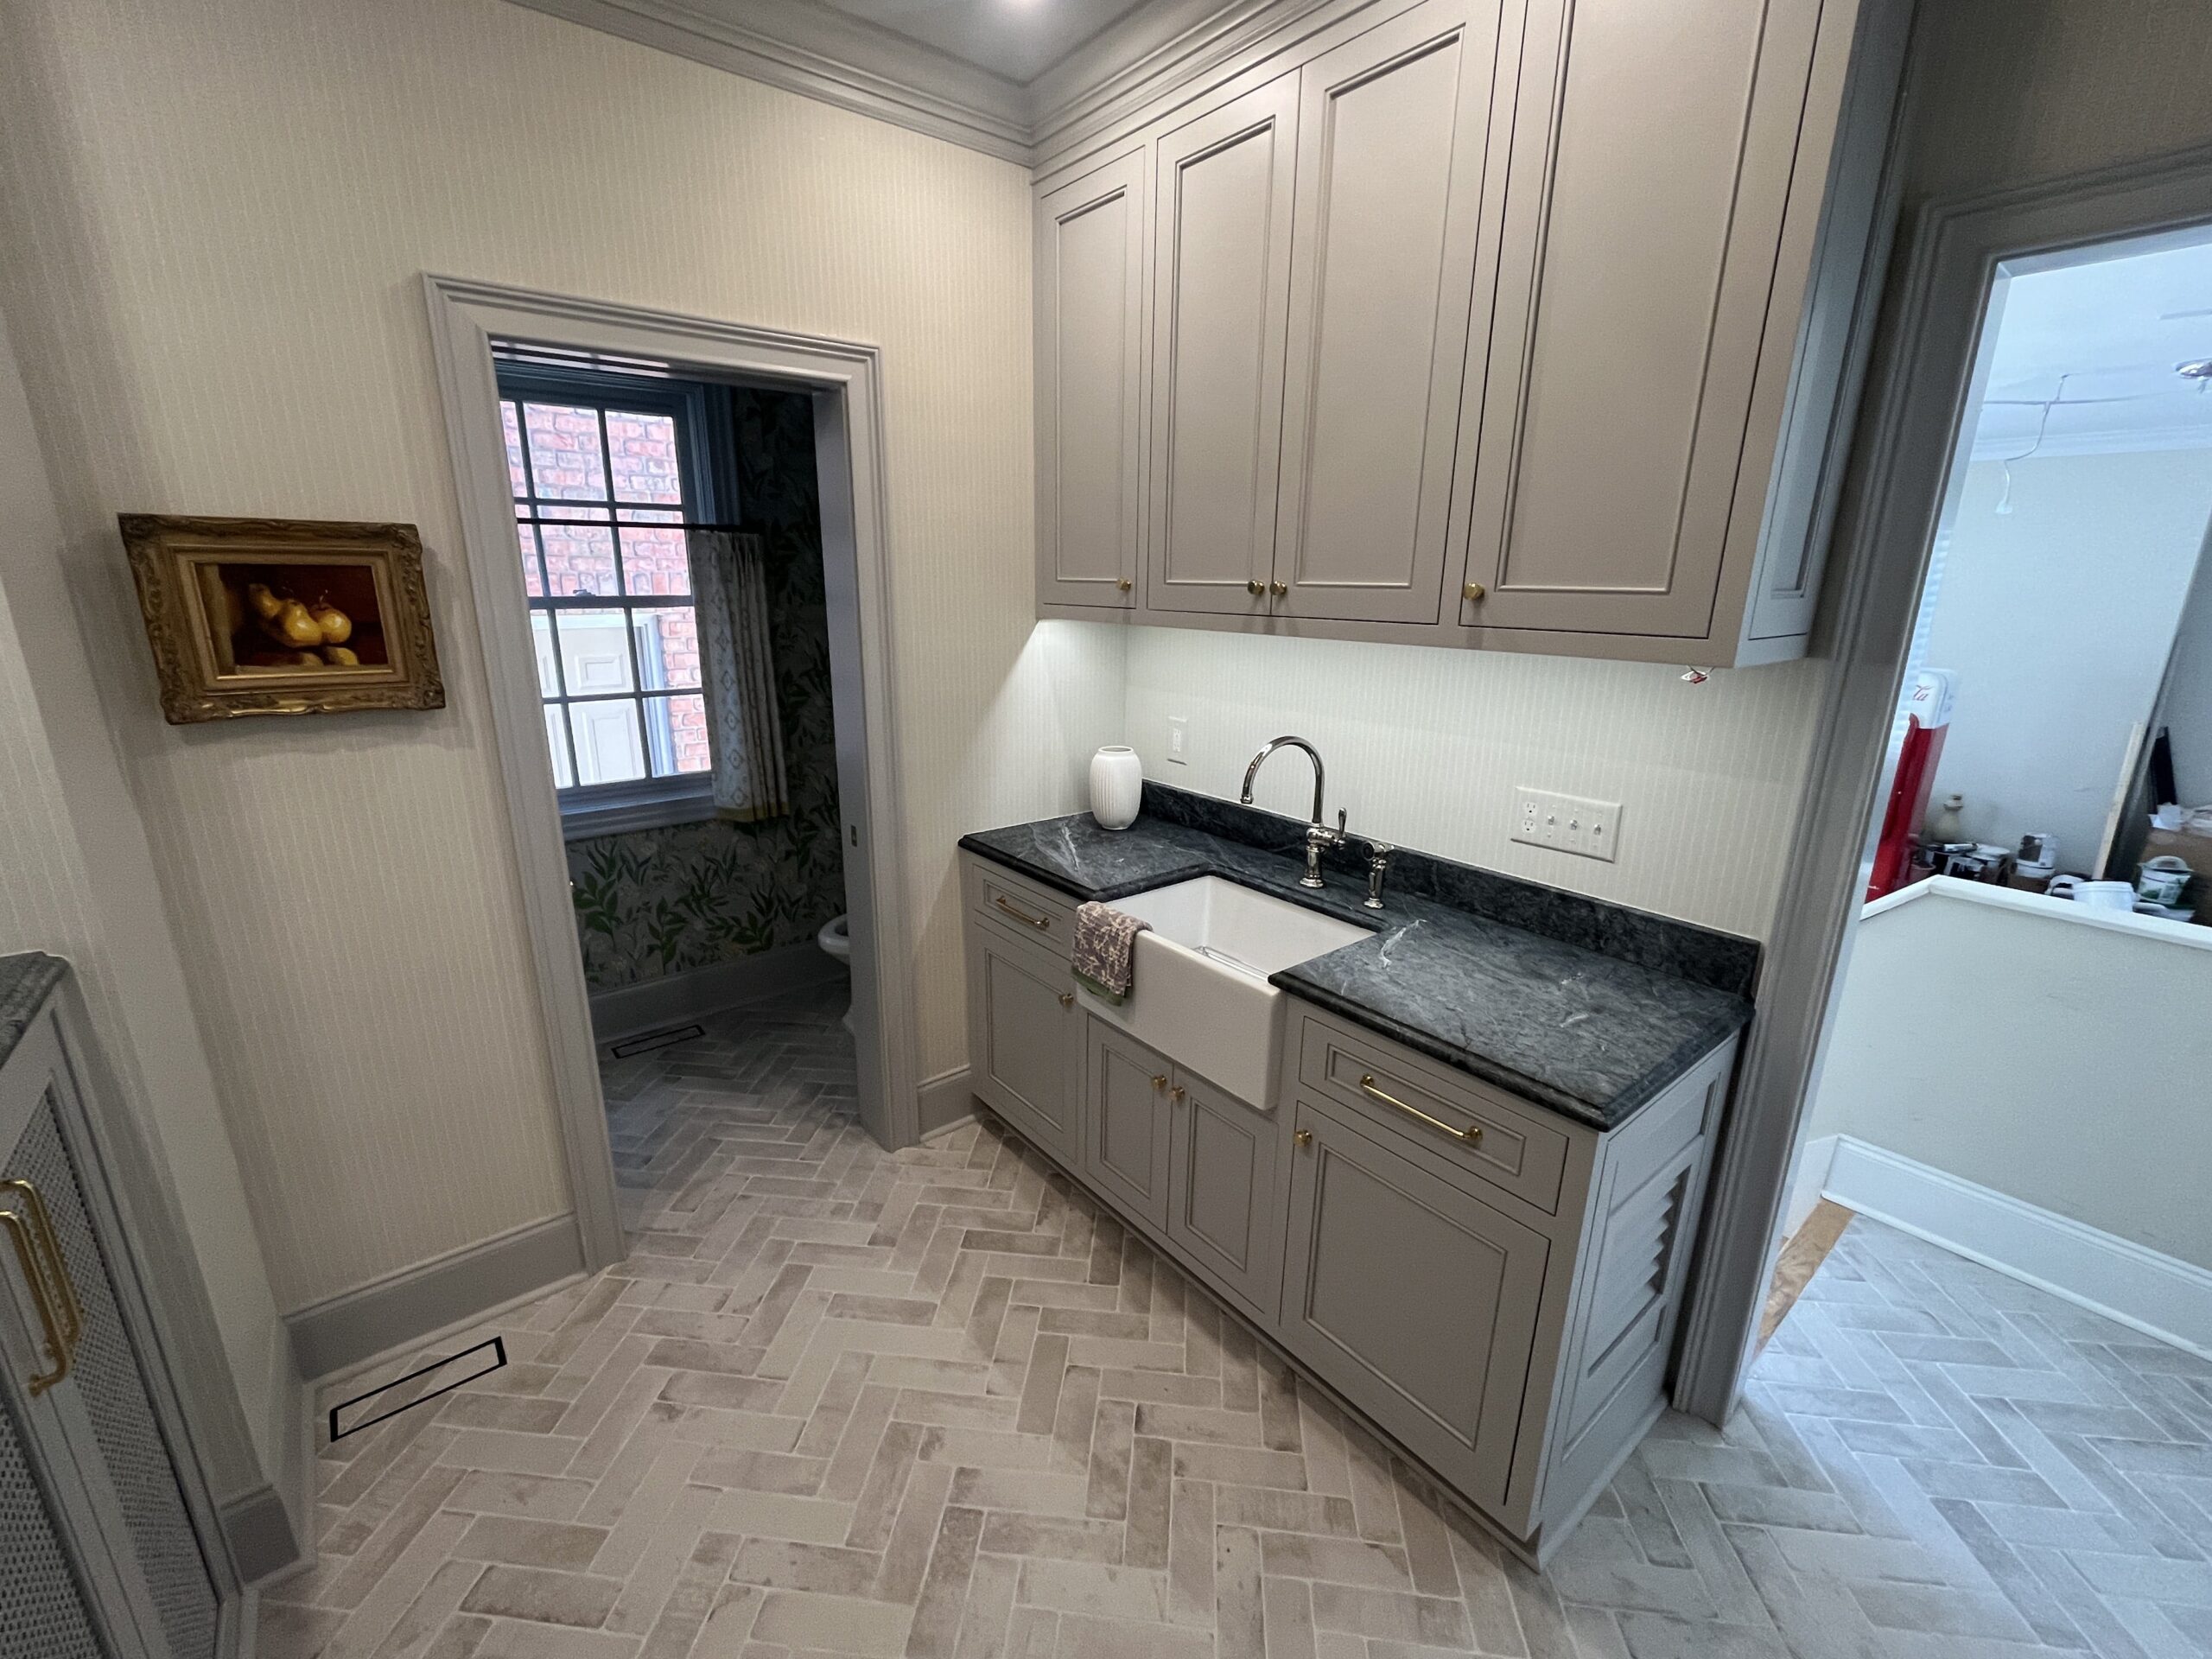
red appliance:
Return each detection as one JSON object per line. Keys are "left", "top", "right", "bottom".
{"left": 1868, "top": 669, "right": 1955, "bottom": 902}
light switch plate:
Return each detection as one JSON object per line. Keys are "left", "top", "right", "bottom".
{"left": 1512, "top": 787, "right": 1621, "bottom": 862}
{"left": 1167, "top": 715, "right": 1188, "bottom": 765}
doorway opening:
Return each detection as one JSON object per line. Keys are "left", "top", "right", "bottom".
{"left": 424, "top": 276, "right": 918, "bottom": 1277}
{"left": 1764, "top": 226, "right": 2212, "bottom": 1356}
{"left": 492, "top": 346, "right": 861, "bottom": 1235}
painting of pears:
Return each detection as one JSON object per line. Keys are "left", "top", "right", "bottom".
{"left": 205, "top": 562, "right": 390, "bottom": 674}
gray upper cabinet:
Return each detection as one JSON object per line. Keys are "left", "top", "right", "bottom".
{"left": 1031, "top": 0, "right": 1905, "bottom": 665}
{"left": 1145, "top": 75, "right": 1300, "bottom": 619}
{"left": 1035, "top": 149, "right": 1147, "bottom": 610}
{"left": 1453, "top": 0, "right": 1909, "bottom": 660}
{"left": 1271, "top": 0, "right": 1509, "bottom": 626}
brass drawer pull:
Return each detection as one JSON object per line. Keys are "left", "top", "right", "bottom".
{"left": 2, "top": 1179, "right": 83, "bottom": 1396}
{"left": 994, "top": 894, "right": 1052, "bottom": 931}
{"left": 1358, "top": 1075, "right": 1482, "bottom": 1146}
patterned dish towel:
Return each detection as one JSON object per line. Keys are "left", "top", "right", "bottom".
{"left": 1072, "top": 902, "right": 1150, "bottom": 1006}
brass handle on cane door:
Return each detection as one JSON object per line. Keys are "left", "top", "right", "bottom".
{"left": 2, "top": 1179, "right": 84, "bottom": 1395}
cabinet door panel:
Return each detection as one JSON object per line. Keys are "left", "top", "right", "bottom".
{"left": 966, "top": 923, "right": 1078, "bottom": 1164}
{"left": 1274, "top": 0, "right": 1507, "bottom": 625}
{"left": 1037, "top": 151, "right": 1147, "bottom": 609}
{"left": 1459, "top": 0, "right": 1825, "bottom": 637}
{"left": 1082, "top": 1024, "right": 1173, "bottom": 1230}
{"left": 1147, "top": 75, "right": 1300, "bottom": 617}
{"left": 1280, "top": 1096, "right": 1546, "bottom": 1510}
{"left": 1166, "top": 1074, "right": 1282, "bottom": 1321}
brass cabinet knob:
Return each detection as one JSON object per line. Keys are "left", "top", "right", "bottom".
{"left": 1058, "top": 990, "right": 1075, "bottom": 1008}
{"left": 1149, "top": 1074, "right": 1168, "bottom": 1090}
{"left": 1294, "top": 1128, "right": 1313, "bottom": 1148}
{"left": 1170, "top": 1085, "right": 1186, "bottom": 1103}
{"left": 1116, "top": 576, "right": 1133, "bottom": 591}
{"left": 1246, "top": 579, "right": 1263, "bottom": 595}
{"left": 1463, "top": 582, "right": 1486, "bottom": 602}
{"left": 1270, "top": 581, "right": 1287, "bottom": 597}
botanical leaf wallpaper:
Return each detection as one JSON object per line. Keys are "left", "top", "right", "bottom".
{"left": 566, "top": 388, "right": 845, "bottom": 990}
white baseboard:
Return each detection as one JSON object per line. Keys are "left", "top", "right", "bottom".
{"left": 917, "top": 1066, "right": 976, "bottom": 1139}
{"left": 588, "top": 942, "right": 845, "bottom": 1044}
{"left": 1783, "top": 1134, "right": 1839, "bottom": 1238}
{"left": 1822, "top": 1136, "right": 2212, "bottom": 1359}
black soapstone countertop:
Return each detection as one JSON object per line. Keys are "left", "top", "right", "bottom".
{"left": 958, "top": 785, "right": 1755, "bottom": 1132}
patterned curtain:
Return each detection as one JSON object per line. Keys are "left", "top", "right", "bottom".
{"left": 686, "top": 529, "right": 789, "bottom": 822}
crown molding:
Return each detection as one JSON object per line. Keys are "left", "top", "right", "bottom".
{"left": 1028, "top": 0, "right": 1351, "bottom": 170}
{"left": 510, "top": 0, "right": 1033, "bottom": 163}
{"left": 504, "top": 0, "right": 1371, "bottom": 170}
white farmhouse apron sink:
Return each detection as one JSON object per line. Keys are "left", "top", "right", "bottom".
{"left": 1080, "top": 876, "right": 1370, "bottom": 1106}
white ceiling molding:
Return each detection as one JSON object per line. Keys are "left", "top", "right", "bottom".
{"left": 511, "top": 0, "right": 1033, "bottom": 162}
{"left": 505, "top": 0, "right": 1367, "bottom": 169}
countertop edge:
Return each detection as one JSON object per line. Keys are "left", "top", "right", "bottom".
{"left": 957, "top": 831, "right": 1215, "bottom": 902}
{"left": 0, "top": 952, "right": 71, "bottom": 1071}
{"left": 1271, "top": 969, "right": 1749, "bottom": 1133}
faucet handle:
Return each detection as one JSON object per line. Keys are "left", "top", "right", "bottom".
{"left": 1335, "top": 808, "right": 1348, "bottom": 842}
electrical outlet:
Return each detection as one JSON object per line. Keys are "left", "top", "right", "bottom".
{"left": 1167, "top": 715, "right": 1189, "bottom": 765}
{"left": 1511, "top": 787, "right": 1622, "bottom": 862}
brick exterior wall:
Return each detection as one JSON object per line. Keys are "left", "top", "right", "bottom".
{"left": 505, "top": 398, "right": 709, "bottom": 775}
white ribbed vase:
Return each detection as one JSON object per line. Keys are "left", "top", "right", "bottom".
{"left": 1089, "top": 746, "right": 1142, "bottom": 830}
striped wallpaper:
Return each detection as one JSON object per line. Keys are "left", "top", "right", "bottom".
{"left": 0, "top": 0, "right": 1116, "bottom": 1309}
{"left": 0, "top": 310, "right": 283, "bottom": 1484}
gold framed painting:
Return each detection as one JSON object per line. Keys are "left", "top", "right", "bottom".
{"left": 119, "top": 514, "right": 446, "bottom": 723}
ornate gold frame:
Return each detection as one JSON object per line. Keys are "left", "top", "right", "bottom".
{"left": 120, "top": 514, "right": 446, "bottom": 722}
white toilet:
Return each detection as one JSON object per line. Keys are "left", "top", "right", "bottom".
{"left": 817, "top": 913, "right": 855, "bottom": 1034}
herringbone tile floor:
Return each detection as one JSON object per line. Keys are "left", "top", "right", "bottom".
{"left": 258, "top": 985, "right": 2212, "bottom": 1659}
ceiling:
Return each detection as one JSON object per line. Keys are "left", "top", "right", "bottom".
{"left": 819, "top": 0, "right": 1161, "bottom": 86}
{"left": 1972, "top": 232, "right": 2212, "bottom": 460}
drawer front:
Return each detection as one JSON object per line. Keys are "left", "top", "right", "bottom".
{"left": 1280, "top": 1092, "right": 1549, "bottom": 1515}
{"left": 1296, "top": 1010, "right": 1571, "bottom": 1214}
{"left": 967, "top": 859, "right": 1082, "bottom": 958}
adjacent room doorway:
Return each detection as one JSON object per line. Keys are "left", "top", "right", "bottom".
{"left": 423, "top": 276, "right": 918, "bottom": 1276}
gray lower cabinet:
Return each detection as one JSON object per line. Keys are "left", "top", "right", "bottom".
{"left": 1080, "top": 1022, "right": 1173, "bottom": 1230}
{"left": 1279, "top": 1092, "right": 1548, "bottom": 1511}
{"left": 1163, "top": 1071, "right": 1281, "bottom": 1321}
{"left": 962, "top": 913, "right": 1080, "bottom": 1166}
{"left": 957, "top": 855, "right": 1736, "bottom": 1561}
{"left": 2, "top": 990, "right": 227, "bottom": 1658}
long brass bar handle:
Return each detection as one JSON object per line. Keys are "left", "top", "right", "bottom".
{"left": 1357, "top": 1075, "right": 1483, "bottom": 1146}
{"left": 3, "top": 1181, "right": 83, "bottom": 1354}
{"left": 993, "top": 895, "right": 1052, "bottom": 931}
{"left": 0, "top": 1207, "right": 71, "bottom": 1395}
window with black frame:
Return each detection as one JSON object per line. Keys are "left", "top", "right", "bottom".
{"left": 495, "top": 353, "right": 721, "bottom": 834}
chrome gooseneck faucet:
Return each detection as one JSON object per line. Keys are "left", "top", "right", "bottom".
{"left": 1240, "top": 735, "right": 1350, "bottom": 889}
